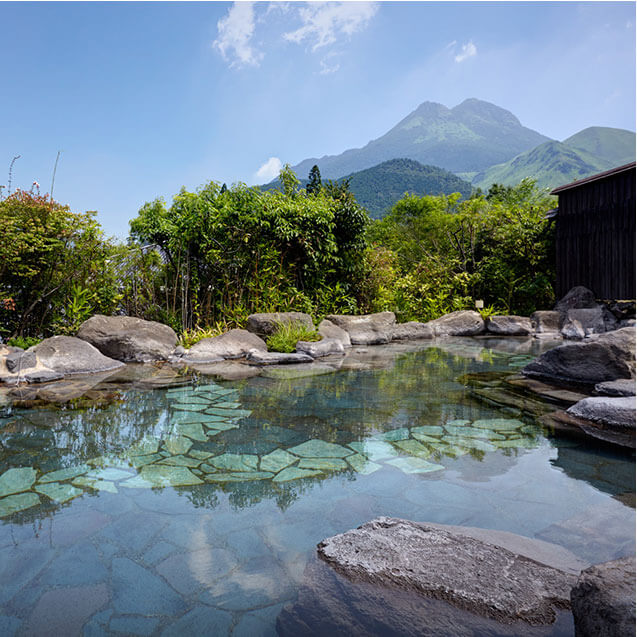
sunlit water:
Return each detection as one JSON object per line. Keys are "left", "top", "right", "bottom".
{"left": 0, "top": 338, "right": 634, "bottom": 636}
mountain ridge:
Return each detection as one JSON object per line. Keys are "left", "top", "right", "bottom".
{"left": 290, "top": 98, "right": 552, "bottom": 178}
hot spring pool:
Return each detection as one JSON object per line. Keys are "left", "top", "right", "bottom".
{"left": 0, "top": 338, "right": 634, "bottom": 635}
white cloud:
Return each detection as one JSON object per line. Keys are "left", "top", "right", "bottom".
{"left": 255, "top": 157, "right": 283, "bottom": 182}
{"left": 454, "top": 40, "right": 477, "bottom": 63}
{"left": 213, "top": 2, "right": 263, "bottom": 68}
{"left": 283, "top": 2, "right": 378, "bottom": 51}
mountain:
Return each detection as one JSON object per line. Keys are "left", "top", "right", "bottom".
{"left": 290, "top": 98, "right": 551, "bottom": 179}
{"left": 472, "top": 127, "right": 636, "bottom": 191}
{"left": 261, "top": 158, "right": 473, "bottom": 219}
{"left": 563, "top": 127, "right": 636, "bottom": 166}
{"left": 338, "top": 158, "right": 473, "bottom": 219}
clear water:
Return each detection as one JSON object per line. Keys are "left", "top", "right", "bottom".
{"left": 0, "top": 338, "right": 634, "bottom": 636}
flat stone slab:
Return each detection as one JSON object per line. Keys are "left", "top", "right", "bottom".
{"left": 595, "top": 379, "right": 636, "bottom": 397}
{"left": 317, "top": 517, "right": 581, "bottom": 625}
{"left": 289, "top": 439, "right": 353, "bottom": 458}
{"left": 245, "top": 350, "right": 314, "bottom": 365}
{"left": 0, "top": 492, "right": 40, "bottom": 517}
{"left": 0, "top": 467, "right": 37, "bottom": 497}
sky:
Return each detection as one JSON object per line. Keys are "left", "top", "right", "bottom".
{"left": 1, "top": 1, "right": 635, "bottom": 238}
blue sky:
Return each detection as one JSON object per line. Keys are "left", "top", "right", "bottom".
{"left": 1, "top": 1, "right": 635, "bottom": 238}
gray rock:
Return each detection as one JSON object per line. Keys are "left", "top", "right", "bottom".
{"left": 566, "top": 308, "right": 606, "bottom": 335}
{"left": 5, "top": 350, "right": 37, "bottom": 372}
{"left": 173, "top": 345, "right": 186, "bottom": 356}
{"left": 318, "top": 319, "right": 351, "bottom": 348}
{"left": 77, "top": 315, "right": 178, "bottom": 362}
{"left": 608, "top": 300, "right": 636, "bottom": 322}
{"left": 391, "top": 321, "right": 434, "bottom": 340}
{"left": 316, "top": 517, "right": 579, "bottom": 626}
{"left": 183, "top": 329, "right": 267, "bottom": 362}
{"left": 567, "top": 396, "right": 636, "bottom": 429}
{"left": 523, "top": 327, "right": 635, "bottom": 385}
{"left": 21, "top": 369, "right": 65, "bottom": 384}
{"left": 245, "top": 350, "right": 313, "bottom": 366}
{"left": 595, "top": 379, "right": 636, "bottom": 397}
{"left": 561, "top": 319, "right": 586, "bottom": 340}
{"left": 245, "top": 312, "right": 314, "bottom": 337}
{"left": 425, "top": 310, "right": 484, "bottom": 337}
{"left": 325, "top": 312, "right": 396, "bottom": 345}
{"left": 619, "top": 318, "right": 636, "bottom": 329}
{"left": 554, "top": 286, "right": 598, "bottom": 315}
{"left": 571, "top": 557, "right": 636, "bottom": 637}
{"left": 530, "top": 310, "right": 562, "bottom": 335}
{"left": 485, "top": 315, "right": 532, "bottom": 336}
{"left": 33, "top": 336, "right": 125, "bottom": 375}
{"left": 277, "top": 558, "right": 575, "bottom": 637}
{"left": 296, "top": 338, "right": 344, "bottom": 358}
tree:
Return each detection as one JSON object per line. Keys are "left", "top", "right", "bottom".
{"left": 306, "top": 165, "right": 322, "bottom": 195}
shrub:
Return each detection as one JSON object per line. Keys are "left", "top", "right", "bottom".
{"left": 7, "top": 335, "right": 41, "bottom": 349}
{"left": 266, "top": 321, "right": 322, "bottom": 353}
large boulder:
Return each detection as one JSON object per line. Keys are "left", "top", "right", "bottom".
{"left": 32, "top": 336, "right": 125, "bottom": 375}
{"left": 318, "top": 319, "right": 351, "bottom": 348}
{"left": 391, "top": 321, "right": 434, "bottom": 341}
{"left": 522, "top": 327, "right": 635, "bottom": 385}
{"left": 571, "top": 557, "right": 636, "bottom": 637}
{"left": 554, "top": 286, "right": 598, "bottom": 315}
{"left": 0, "top": 336, "right": 124, "bottom": 384}
{"left": 312, "top": 518, "right": 581, "bottom": 627}
{"left": 77, "top": 315, "right": 178, "bottom": 362}
{"left": 245, "top": 312, "right": 314, "bottom": 337}
{"left": 485, "top": 315, "right": 532, "bottom": 336}
{"left": 324, "top": 312, "right": 396, "bottom": 345}
{"left": 425, "top": 310, "right": 484, "bottom": 337}
{"left": 567, "top": 396, "right": 636, "bottom": 429}
{"left": 182, "top": 329, "right": 267, "bottom": 363}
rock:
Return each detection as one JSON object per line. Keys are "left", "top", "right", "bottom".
{"left": 554, "top": 286, "right": 598, "bottom": 315}
{"left": 391, "top": 321, "right": 434, "bottom": 340}
{"left": 5, "top": 350, "right": 37, "bottom": 372}
{"left": 608, "top": 300, "right": 636, "bottom": 322}
{"left": 315, "top": 518, "right": 580, "bottom": 626}
{"left": 571, "top": 557, "right": 636, "bottom": 637}
{"left": 523, "top": 327, "right": 635, "bottom": 385}
{"left": 296, "top": 338, "right": 344, "bottom": 358}
{"left": 425, "top": 310, "right": 484, "bottom": 337}
{"left": 530, "top": 310, "right": 562, "bottom": 336}
{"left": 277, "top": 558, "right": 574, "bottom": 637}
{"left": 245, "top": 350, "right": 314, "bottom": 366}
{"left": 77, "top": 315, "right": 178, "bottom": 362}
{"left": 565, "top": 308, "right": 606, "bottom": 336}
{"left": 173, "top": 345, "right": 186, "bottom": 356}
{"left": 324, "top": 312, "right": 396, "bottom": 345}
{"left": 183, "top": 329, "right": 267, "bottom": 362}
{"left": 245, "top": 312, "right": 314, "bottom": 337}
{"left": 561, "top": 319, "right": 586, "bottom": 340}
{"left": 318, "top": 319, "right": 351, "bottom": 348}
{"left": 485, "top": 315, "right": 532, "bottom": 336}
{"left": 33, "top": 336, "right": 125, "bottom": 376}
{"left": 567, "top": 396, "right": 636, "bottom": 429}
{"left": 595, "top": 379, "right": 636, "bottom": 397}
{"left": 619, "top": 319, "right": 636, "bottom": 328}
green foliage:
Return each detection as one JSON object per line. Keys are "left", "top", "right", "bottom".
{"left": 128, "top": 167, "right": 370, "bottom": 332}
{"left": 0, "top": 189, "right": 120, "bottom": 338}
{"left": 7, "top": 335, "right": 41, "bottom": 349}
{"left": 179, "top": 325, "right": 226, "bottom": 349}
{"left": 477, "top": 304, "right": 501, "bottom": 320}
{"left": 363, "top": 179, "right": 556, "bottom": 319}
{"left": 266, "top": 321, "right": 321, "bottom": 353}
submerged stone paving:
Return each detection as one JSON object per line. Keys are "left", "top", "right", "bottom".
{"left": 0, "top": 375, "right": 543, "bottom": 518}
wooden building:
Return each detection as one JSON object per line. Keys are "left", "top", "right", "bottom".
{"left": 550, "top": 162, "right": 636, "bottom": 300}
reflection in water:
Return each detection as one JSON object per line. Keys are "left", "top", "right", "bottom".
{"left": 0, "top": 339, "right": 634, "bottom": 635}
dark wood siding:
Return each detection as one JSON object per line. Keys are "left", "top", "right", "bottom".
{"left": 555, "top": 166, "right": 635, "bottom": 299}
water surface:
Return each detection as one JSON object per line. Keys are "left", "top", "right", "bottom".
{"left": 0, "top": 338, "right": 634, "bottom": 635}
